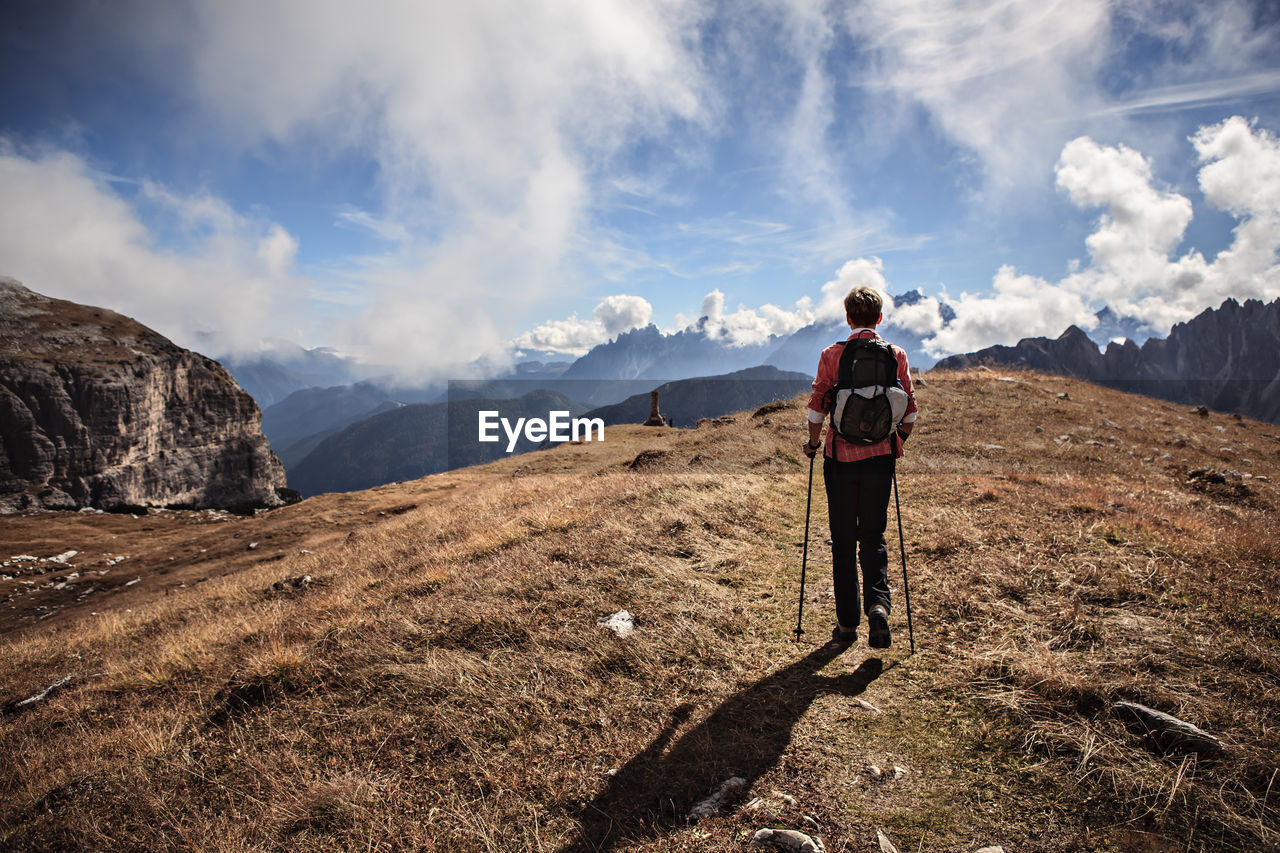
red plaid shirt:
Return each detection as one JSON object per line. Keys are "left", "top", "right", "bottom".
{"left": 807, "top": 328, "right": 918, "bottom": 461}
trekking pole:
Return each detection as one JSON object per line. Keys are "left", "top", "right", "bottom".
{"left": 794, "top": 453, "right": 815, "bottom": 643}
{"left": 892, "top": 469, "right": 915, "bottom": 655}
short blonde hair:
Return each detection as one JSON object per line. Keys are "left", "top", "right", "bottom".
{"left": 844, "top": 286, "right": 883, "bottom": 327}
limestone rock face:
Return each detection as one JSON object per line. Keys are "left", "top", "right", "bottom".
{"left": 0, "top": 278, "right": 286, "bottom": 512}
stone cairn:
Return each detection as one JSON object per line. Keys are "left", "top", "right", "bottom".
{"left": 644, "top": 390, "right": 665, "bottom": 426}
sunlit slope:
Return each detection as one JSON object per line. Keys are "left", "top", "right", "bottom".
{"left": 1, "top": 371, "right": 1277, "bottom": 852}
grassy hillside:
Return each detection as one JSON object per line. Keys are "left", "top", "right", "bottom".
{"left": 1, "top": 371, "right": 1278, "bottom": 852}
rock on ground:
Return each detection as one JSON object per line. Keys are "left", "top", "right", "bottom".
{"left": 688, "top": 776, "right": 745, "bottom": 820}
{"left": 597, "top": 610, "right": 635, "bottom": 638}
{"left": 751, "top": 828, "right": 825, "bottom": 852}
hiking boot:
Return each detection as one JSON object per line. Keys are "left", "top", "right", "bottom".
{"left": 830, "top": 625, "right": 858, "bottom": 645}
{"left": 868, "top": 606, "right": 891, "bottom": 649}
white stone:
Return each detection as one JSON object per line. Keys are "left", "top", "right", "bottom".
{"left": 688, "top": 776, "right": 745, "bottom": 820}
{"left": 751, "top": 828, "right": 824, "bottom": 852}
{"left": 975, "top": 847, "right": 1005, "bottom": 853}
{"left": 867, "top": 764, "right": 883, "bottom": 780}
{"left": 875, "top": 828, "right": 900, "bottom": 853}
{"left": 597, "top": 610, "right": 634, "bottom": 638}
{"left": 891, "top": 765, "right": 906, "bottom": 780}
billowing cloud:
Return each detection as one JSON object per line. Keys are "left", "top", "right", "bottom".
{"left": 1053, "top": 116, "right": 1280, "bottom": 333}
{"left": 885, "top": 295, "right": 945, "bottom": 338}
{"left": 256, "top": 225, "right": 299, "bottom": 278}
{"left": 925, "top": 266, "right": 1097, "bottom": 355}
{"left": 164, "top": 0, "right": 709, "bottom": 372}
{"left": 0, "top": 2, "right": 708, "bottom": 375}
{"left": 0, "top": 142, "right": 308, "bottom": 356}
{"left": 672, "top": 288, "right": 815, "bottom": 347}
{"left": 511, "top": 293, "right": 653, "bottom": 357}
{"left": 817, "top": 258, "right": 891, "bottom": 321}
{"left": 911, "top": 116, "right": 1280, "bottom": 355}
{"left": 594, "top": 294, "right": 654, "bottom": 338}
{"left": 1190, "top": 116, "right": 1280, "bottom": 299}
{"left": 1055, "top": 135, "right": 1196, "bottom": 311}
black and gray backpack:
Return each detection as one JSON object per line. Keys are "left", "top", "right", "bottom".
{"left": 827, "top": 338, "right": 908, "bottom": 445}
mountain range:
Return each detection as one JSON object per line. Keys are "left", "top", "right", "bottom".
{"left": 287, "top": 389, "right": 586, "bottom": 496}
{"left": 582, "top": 365, "right": 810, "bottom": 428}
{"left": 935, "top": 297, "right": 1280, "bottom": 423}
{"left": 217, "top": 342, "right": 375, "bottom": 409}
{"left": 240, "top": 292, "right": 1196, "bottom": 495}
{"left": 222, "top": 292, "right": 1152, "bottom": 419}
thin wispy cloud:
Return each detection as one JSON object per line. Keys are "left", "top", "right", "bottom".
{"left": 1090, "top": 70, "right": 1280, "bottom": 118}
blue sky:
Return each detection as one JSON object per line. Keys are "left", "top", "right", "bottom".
{"left": 2, "top": 0, "right": 1279, "bottom": 375}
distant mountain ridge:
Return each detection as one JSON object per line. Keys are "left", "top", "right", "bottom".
{"left": 936, "top": 297, "right": 1280, "bottom": 423}
{"left": 288, "top": 389, "right": 586, "bottom": 496}
{"left": 218, "top": 343, "right": 373, "bottom": 408}
{"left": 583, "top": 365, "right": 811, "bottom": 428}
{"left": 249, "top": 291, "right": 1162, "bottom": 470}
{"left": 288, "top": 367, "right": 813, "bottom": 495}
{"left": 228, "top": 292, "right": 1151, "bottom": 415}
{"left": 559, "top": 321, "right": 779, "bottom": 381}
{"left": 262, "top": 381, "right": 441, "bottom": 468}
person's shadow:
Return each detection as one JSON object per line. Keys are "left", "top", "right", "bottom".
{"left": 557, "top": 642, "right": 889, "bottom": 852}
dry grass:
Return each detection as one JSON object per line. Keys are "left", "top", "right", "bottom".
{"left": 1, "top": 371, "right": 1278, "bottom": 852}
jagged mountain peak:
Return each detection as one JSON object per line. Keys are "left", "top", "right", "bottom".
{"left": 937, "top": 297, "right": 1280, "bottom": 423}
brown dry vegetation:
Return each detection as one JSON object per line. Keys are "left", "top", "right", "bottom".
{"left": 1, "top": 370, "right": 1278, "bottom": 852}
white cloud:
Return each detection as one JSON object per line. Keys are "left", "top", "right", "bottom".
{"left": 0, "top": 142, "right": 308, "bottom": 356}
{"left": 511, "top": 293, "right": 653, "bottom": 357}
{"left": 15, "top": 1, "right": 711, "bottom": 376}
{"left": 817, "top": 257, "right": 890, "bottom": 321}
{"left": 594, "top": 294, "right": 654, "bottom": 338}
{"left": 1192, "top": 116, "right": 1280, "bottom": 302}
{"left": 257, "top": 225, "right": 298, "bottom": 277}
{"left": 1055, "top": 135, "right": 1196, "bottom": 310}
{"left": 672, "top": 288, "right": 815, "bottom": 346}
{"left": 909, "top": 116, "right": 1280, "bottom": 355}
{"left": 1051, "top": 116, "right": 1280, "bottom": 332}
{"left": 335, "top": 207, "right": 409, "bottom": 244}
{"left": 840, "top": 0, "right": 1111, "bottom": 191}
{"left": 925, "top": 265, "right": 1096, "bottom": 356}
{"left": 885, "top": 296, "right": 945, "bottom": 338}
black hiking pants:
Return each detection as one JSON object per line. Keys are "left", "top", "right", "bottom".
{"left": 823, "top": 452, "right": 894, "bottom": 628}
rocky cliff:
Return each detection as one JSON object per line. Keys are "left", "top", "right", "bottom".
{"left": 935, "top": 297, "right": 1280, "bottom": 423}
{"left": 0, "top": 278, "right": 287, "bottom": 512}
